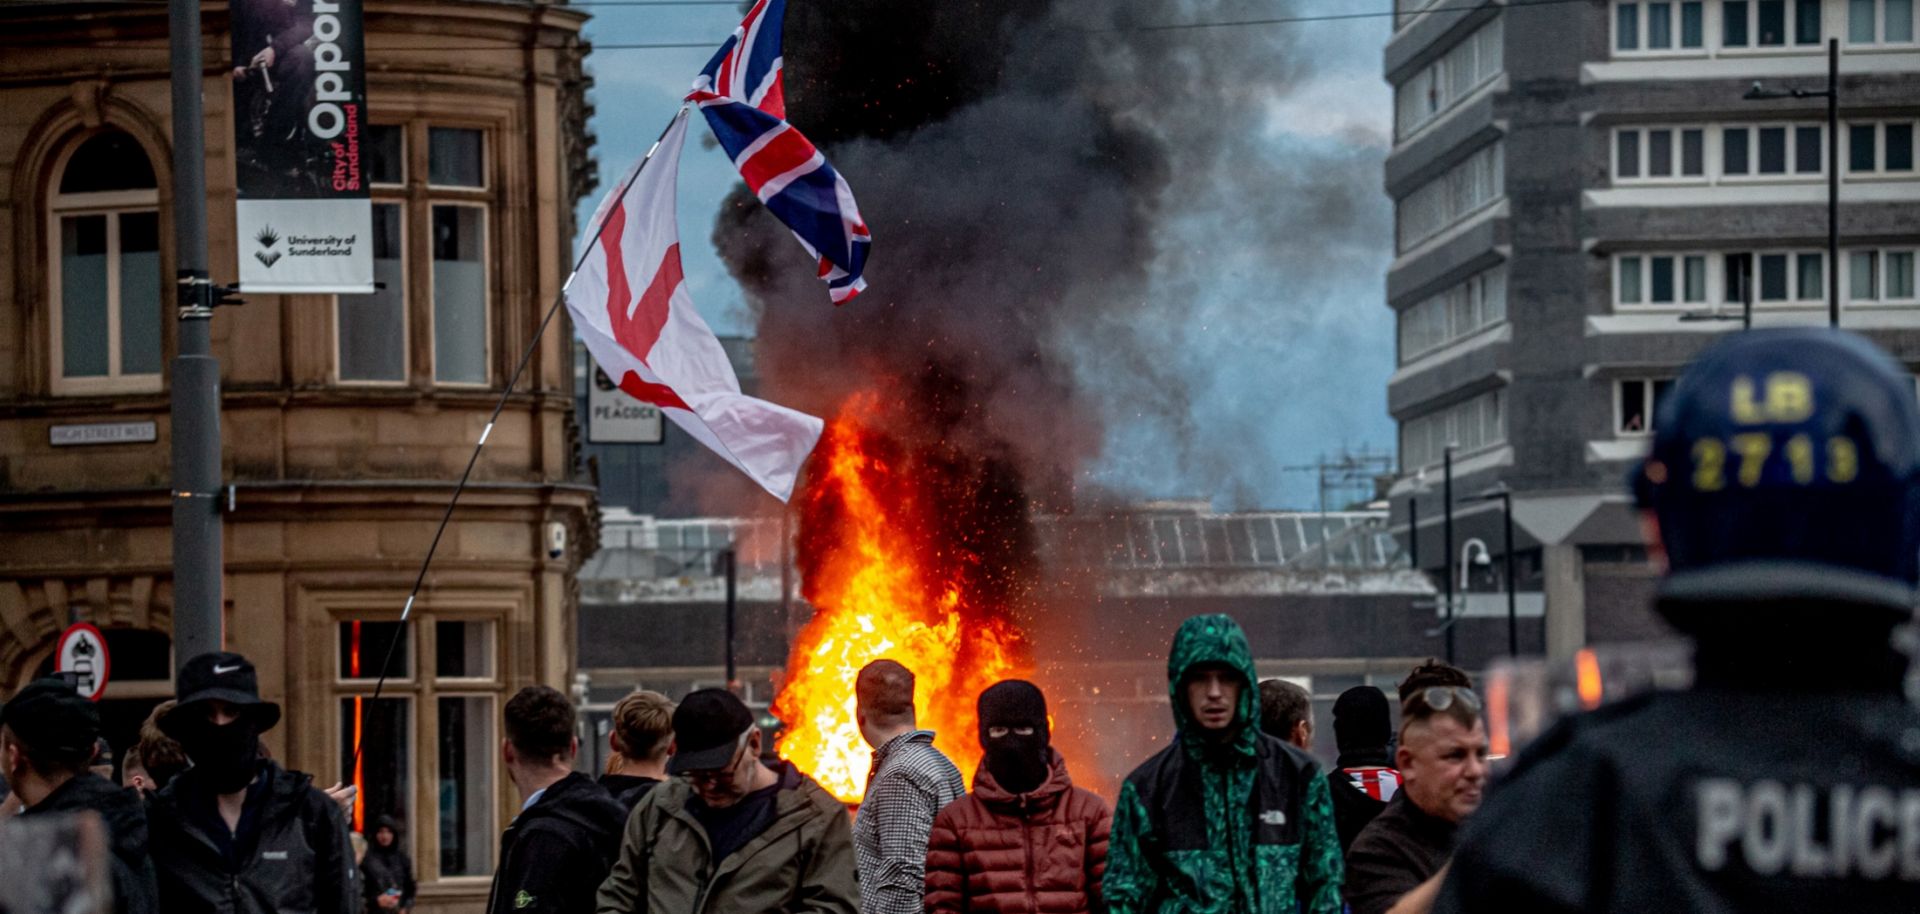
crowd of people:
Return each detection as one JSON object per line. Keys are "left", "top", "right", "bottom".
{"left": 3, "top": 329, "right": 1919, "bottom": 913}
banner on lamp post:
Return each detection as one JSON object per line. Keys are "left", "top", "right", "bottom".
{"left": 231, "top": 0, "right": 373, "bottom": 293}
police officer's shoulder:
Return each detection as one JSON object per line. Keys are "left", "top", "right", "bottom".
{"left": 1498, "top": 691, "right": 1663, "bottom": 784}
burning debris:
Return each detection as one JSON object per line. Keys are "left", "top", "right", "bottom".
{"left": 775, "top": 390, "right": 1034, "bottom": 800}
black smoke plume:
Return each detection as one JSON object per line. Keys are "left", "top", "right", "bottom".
{"left": 714, "top": 0, "right": 1387, "bottom": 510}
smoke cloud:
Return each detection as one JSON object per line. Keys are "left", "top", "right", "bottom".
{"left": 717, "top": 0, "right": 1390, "bottom": 510}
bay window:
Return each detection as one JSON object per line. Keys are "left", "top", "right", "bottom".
{"left": 334, "top": 123, "right": 491, "bottom": 387}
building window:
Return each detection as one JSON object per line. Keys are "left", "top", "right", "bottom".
{"left": 1398, "top": 265, "right": 1508, "bottom": 363}
{"left": 1394, "top": 17, "right": 1503, "bottom": 140}
{"left": 1615, "top": 250, "right": 1843, "bottom": 309}
{"left": 1614, "top": 127, "right": 1707, "bottom": 181}
{"left": 334, "top": 125, "right": 491, "bottom": 387}
{"left": 336, "top": 204, "right": 406, "bottom": 383}
{"left": 1401, "top": 389, "right": 1506, "bottom": 472}
{"left": 337, "top": 612, "right": 501, "bottom": 881}
{"left": 1849, "top": 0, "right": 1917, "bottom": 44}
{"left": 1615, "top": 254, "right": 1710, "bottom": 306}
{"left": 1846, "top": 120, "right": 1918, "bottom": 174}
{"left": 428, "top": 128, "right": 485, "bottom": 188}
{"left": 48, "top": 131, "right": 163, "bottom": 396}
{"left": 1616, "top": 378, "right": 1677, "bottom": 435}
{"left": 1744, "top": 250, "right": 1826, "bottom": 302}
{"left": 1849, "top": 249, "right": 1918, "bottom": 302}
{"left": 1396, "top": 142, "right": 1504, "bottom": 252}
{"left": 1721, "top": 124, "right": 1825, "bottom": 177}
{"left": 1615, "top": 1, "right": 1707, "bottom": 51}
{"left": 432, "top": 204, "right": 488, "bottom": 385}
{"left": 1722, "top": 0, "right": 1820, "bottom": 46}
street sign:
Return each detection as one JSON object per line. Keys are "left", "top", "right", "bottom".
{"left": 55, "top": 622, "right": 110, "bottom": 701}
{"left": 588, "top": 366, "right": 665, "bottom": 444}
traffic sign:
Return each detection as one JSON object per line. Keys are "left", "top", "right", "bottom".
{"left": 55, "top": 622, "right": 110, "bottom": 701}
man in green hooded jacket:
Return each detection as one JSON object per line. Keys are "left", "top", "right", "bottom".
{"left": 1106, "top": 614, "right": 1343, "bottom": 914}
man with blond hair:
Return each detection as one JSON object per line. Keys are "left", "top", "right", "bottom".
{"left": 600, "top": 690, "right": 675, "bottom": 812}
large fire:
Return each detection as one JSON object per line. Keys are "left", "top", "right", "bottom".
{"left": 773, "top": 395, "right": 1031, "bottom": 802}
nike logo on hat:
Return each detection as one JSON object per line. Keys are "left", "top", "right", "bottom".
{"left": 213, "top": 663, "right": 242, "bottom": 675}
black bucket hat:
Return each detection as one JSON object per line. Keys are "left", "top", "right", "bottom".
{"left": 159, "top": 652, "right": 282, "bottom": 736}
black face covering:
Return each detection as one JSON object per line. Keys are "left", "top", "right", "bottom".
{"left": 977, "top": 679, "right": 1052, "bottom": 795}
{"left": 178, "top": 718, "right": 262, "bottom": 794}
{"left": 984, "top": 733, "right": 1049, "bottom": 795}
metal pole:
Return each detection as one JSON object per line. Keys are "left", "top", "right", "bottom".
{"left": 779, "top": 508, "right": 793, "bottom": 635}
{"left": 1501, "top": 491, "right": 1517, "bottom": 657}
{"left": 723, "top": 548, "right": 738, "bottom": 689}
{"left": 1743, "top": 254, "right": 1754, "bottom": 331}
{"left": 169, "top": 0, "right": 224, "bottom": 669}
{"left": 1408, "top": 495, "right": 1419, "bottom": 572}
{"left": 1442, "top": 446, "right": 1455, "bottom": 665}
{"left": 1827, "top": 37, "right": 1839, "bottom": 329}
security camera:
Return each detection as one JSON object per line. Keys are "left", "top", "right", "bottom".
{"left": 547, "top": 522, "right": 567, "bottom": 559}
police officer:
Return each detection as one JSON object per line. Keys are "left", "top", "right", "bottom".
{"left": 1434, "top": 328, "right": 1920, "bottom": 912}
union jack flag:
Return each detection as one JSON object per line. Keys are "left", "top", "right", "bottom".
{"left": 688, "top": 0, "right": 870, "bottom": 304}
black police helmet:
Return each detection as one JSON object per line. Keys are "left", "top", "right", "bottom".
{"left": 1632, "top": 329, "right": 1920, "bottom": 621}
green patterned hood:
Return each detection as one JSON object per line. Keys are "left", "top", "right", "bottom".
{"left": 1167, "top": 613, "right": 1259, "bottom": 759}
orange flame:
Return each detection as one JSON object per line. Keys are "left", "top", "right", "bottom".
{"left": 773, "top": 400, "right": 1030, "bottom": 801}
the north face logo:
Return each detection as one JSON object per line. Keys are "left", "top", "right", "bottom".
{"left": 1260, "top": 810, "right": 1287, "bottom": 826}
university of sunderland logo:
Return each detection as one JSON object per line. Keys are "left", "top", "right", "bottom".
{"left": 254, "top": 226, "right": 282, "bottom": 268}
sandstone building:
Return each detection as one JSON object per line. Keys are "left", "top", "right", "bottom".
{"left": 0, "top": 3, "right": 596, "bottom": 908}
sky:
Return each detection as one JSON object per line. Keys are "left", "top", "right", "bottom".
{"left": 573, "top": 0, "right": 1397, "bottom": 512}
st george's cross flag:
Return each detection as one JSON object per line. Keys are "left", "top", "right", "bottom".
{"left": 565, "top": 112, "right": 822, "bottom": 502}
{"left": 688, "top": 0, "right": 870, "bottom": 304}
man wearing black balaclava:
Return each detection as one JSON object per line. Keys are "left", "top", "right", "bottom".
{"left": 924, "top": 680, "right": 1113, "bottom": 913}
{"left": 1327, "top": 685, "right": 1401, "bottom": 854}
{"left": 147, "top": 652, "right": 357, "bottom": 914}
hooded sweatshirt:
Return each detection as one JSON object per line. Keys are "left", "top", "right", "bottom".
{"left": 485, "top": 772, "right": 627, "bottom": 914}
{"left": 360, "top": 815, "right": 416, "bottom": 910}
{"left": 1104, "top": 614, "right": 1344, "bottom": 914}
{"left": 21, "top": 771, "right": 161, "bottom": 914}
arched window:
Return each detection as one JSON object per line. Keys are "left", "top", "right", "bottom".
{"left": 49, "top": 130, "right": 163, "bottom": 395}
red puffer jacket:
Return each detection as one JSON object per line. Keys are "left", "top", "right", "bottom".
{"left": 924, "top": 749, "right": 1112, "bottom": 913}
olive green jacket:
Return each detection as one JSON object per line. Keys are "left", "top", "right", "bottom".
{"left": 1105, "top": 613, "right": 1345, "bottom": 914}
{"left": 594, "top": 762, "right": 860, "bottom": 914}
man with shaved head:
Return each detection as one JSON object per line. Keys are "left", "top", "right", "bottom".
{"left": 853, "top": 659, "right": 966, "bottom": 914}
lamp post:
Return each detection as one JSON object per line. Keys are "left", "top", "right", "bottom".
{"left": 1744, "top": 38, "right": 1839, "bottom": 328}
{"left": 1442, "top": 445, "right": 1456, "bottom": 665}
{"left": 1468, "top": 485, "right": 1519, "bottom": 656}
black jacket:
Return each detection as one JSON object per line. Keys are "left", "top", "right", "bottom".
{"left": 486, "top": 772, "right": 626, "bottom": 914}
{"left": 20, "top": 772, "right": 161, "bottom": 914}
{"left": 598, "top": 773, "right": 663, "bottom": 815}
{"left": 359, "top": 818, "right": 416, "bottom": 911}
{"left": 147, "top": 761, "right": 358, "bottom": 914}
{"left": 1328, "top": 748, "right": 1396, "bottom": 854}
{"left": 1435, "top": 688, "right": 1920, "bottom": 913}
{"left": 1345, "top": 792, "right": 1456, "bottom": 914}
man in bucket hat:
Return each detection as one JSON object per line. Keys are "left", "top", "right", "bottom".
{"left": 146, "top": 651, "right": 357, "bottom": 914}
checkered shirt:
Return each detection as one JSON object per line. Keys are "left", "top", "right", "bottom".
{"left": 852, "top": 729, "right": 966, "bottom": 914}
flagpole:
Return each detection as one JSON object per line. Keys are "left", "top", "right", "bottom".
{"left": 354, "top": 106, "right": 692, "bottom": 752}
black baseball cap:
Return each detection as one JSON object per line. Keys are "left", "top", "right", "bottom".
{"left": 666, "top": 688, "right": 755, "bottom": 775}
{"left": 160, "top": 652, "right": 282, "bottom": 736}
{"left": 0, "top": 677, "right": 100, "bottom": 756}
